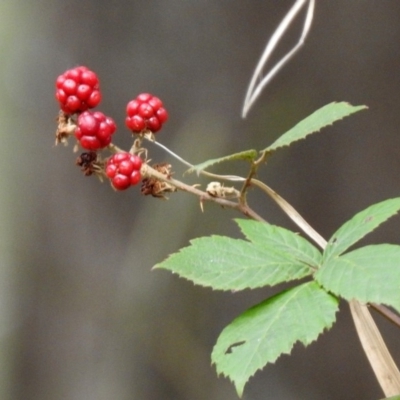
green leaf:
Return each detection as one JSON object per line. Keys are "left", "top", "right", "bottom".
{"left": 235, "top": 219, "right": 322, "bottom": 267}
{"left": 154, "top": 233, "right": 313, "bottom": 291}
{"left": 264, "top": 102, "right": 367, "bottom": 153}
{"left": 323, "top": 198, "right": 400, "bottom": 261}
{"left": 379, "top": 396, "right": 400, "bottom": 400}
{"left": 317, "top": 244, "right": 400, "bottom": 312}
{"left": 212, "top": 282, "right": 338, "bottom": 397}
{"left": 186, "top": 149, "right": 257, "bottom": 174}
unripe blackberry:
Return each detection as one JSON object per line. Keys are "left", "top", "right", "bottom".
{"left": 125, "top": 93, "right": 168, "bottom": 134}
{"left": 75, "top": 111, "right": 116, "bottom": 150}
{"left": 106, "top": 152, "right": 143, "bottom": 190}
{"left": 56, "top": 66, "right": 101, "bottom": 114}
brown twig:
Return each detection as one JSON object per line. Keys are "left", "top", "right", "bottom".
{"left": 141, "top": 164, "right": 266, "bottom": 223}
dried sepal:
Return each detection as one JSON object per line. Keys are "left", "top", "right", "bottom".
{"left": 55, "top": 111, "right": 77, "bottom": 145}
{"left": 76, "top": 151, "right": 105, "bottom": 180}
{"left": 141, "top": 163, "right": 177, "bottom": 199}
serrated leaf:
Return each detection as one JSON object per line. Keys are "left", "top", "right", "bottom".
{"left": 235, "top": 219, "right": 322, "bottom": 267}
{"left": 317, "top": 244, "right": 400, "bottom": 312}
{"left": 186, "top": 149, "right": 257, "bottom": 174}
{"left": 379, "top": 396, "right": 400, "bottom": 400}
{"left": 154, "top": 233, "right": 314, "bottom": 291}
{"left": 323, "top": 198, "right": 400, "bottom": 261}
{"left": 264, "top": 102, "right": 367, "bottom": 152}
{"left": 211, "top": 282, "right": 338, "bottom": 397}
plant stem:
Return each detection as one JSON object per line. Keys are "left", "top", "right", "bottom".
{"left": 250, "top": 178, "right": 326, "bottom": 247}
{"left": 350, "top": 301, "right": 400, "bottom": 396}
{"left": 141, "top": 164, "right": 266, "bottom": 223}
{"left": 146, "top": 138, "right": 247, "bottom": 182}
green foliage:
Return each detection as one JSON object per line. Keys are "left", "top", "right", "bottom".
{"left": 317, "top": 244, "right": 400, "bottom": 312}
{"left": 157, "top": 196, "right": 400, "bottom": 396}
{"left": 186, "top": 149, "right": 258, "bottom": 175}
{"left": 211, "top": 282, "right": 338, "bottom": 397}
{"left": 185, "top": 103, "right": 366, "bottom": 178}
{"left": 380, "top": 396, "right": 400, "bottom": 400}
{"left": 235, "top": 219, "right": 321, "bottom": 266}
{"left": 323, "top": 198, "right": 400, "bottom": 261}
{"left": 154, "top": 221, "right": 317, "bottom": 291}
{"left": 156, "top": 104, "right": 400, "bottom": 397}
{"left": 265, "top": 102, "right": 367, "bottom": 153}
{"left": 317, "top": 197, "right": 400, "bottom": 312}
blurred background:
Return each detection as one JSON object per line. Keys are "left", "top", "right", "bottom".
{"left": 1, "top": 1, "right": 400, "bottom": 399}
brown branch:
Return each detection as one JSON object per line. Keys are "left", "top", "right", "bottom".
{"left": 141, "top": 164, "right": 267, "bottom": 223}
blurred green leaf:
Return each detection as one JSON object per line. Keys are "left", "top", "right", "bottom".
{"left": 264, "top": 102, "right": 367, "bottom": 152}
{"left": 323, "top": 198, "right": 400, "bottom": 261}
{"left": 212, "top": 282, "right": 338, "bottom": 397}
{"left": 186, "top": 149, "right": 257, "bottom": 174}
{"left": 317, "top": 244, "right": 400, "bottom": 312}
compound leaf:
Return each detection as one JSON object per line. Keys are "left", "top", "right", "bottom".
{"left": 264, "top": 102, "right": 367, "bottom": 153}
{"left": 323, "top": 198, "right": 400, "bottom": 261}
{"left": 317, "top": 244, "right": 400, "bottom": 312}
{"left": 212, "top": 282, "right": 338, "bottom": 397}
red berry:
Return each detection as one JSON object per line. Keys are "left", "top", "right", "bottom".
{"left": 55, "top": 66, "right": 101, "bottom": 114}
{"left": 111, "top": 174, "right": 131, "bottom": 191}
{"left": 156, "top": 107, "right": 169, "bottom": 123}
{"left": 76, "top": 84, "right": 92, "bottom": 100}
{"left": 106, "top": 153, "right": 143, "bottom": 190}
{"left": 147, "top": 117, "right": 160, "bottom": 132}
{"left": 125, "top": 93, "right": 168, "bottom": 134}
{"left": 75, "top": 111, "right": 116, "bottom": 150}
{"left": 130, "top": 170, "right": 141, "bottom": 186}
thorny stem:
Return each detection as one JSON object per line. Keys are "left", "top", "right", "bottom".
{"left": 141, "top": 163, "right": 266, "bottom": 223}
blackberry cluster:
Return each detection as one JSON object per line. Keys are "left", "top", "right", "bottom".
{"left": 55, "top": 66, "right": 169, "bottom": 190}
{"left": 75, "top": 111, "right": 116, "bottom": 150}
{"left": 106, "top": 153, "right": 143, "bottom": 191}
{"left": 56, "top": 66, "right": 101, "bottom": 114}
{"left": 126, "top": 93, "right": 168, "bottom": 133}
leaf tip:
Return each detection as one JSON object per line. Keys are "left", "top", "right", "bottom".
{"left": 235, "top": 383, "right": 245, "bottom": 398}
